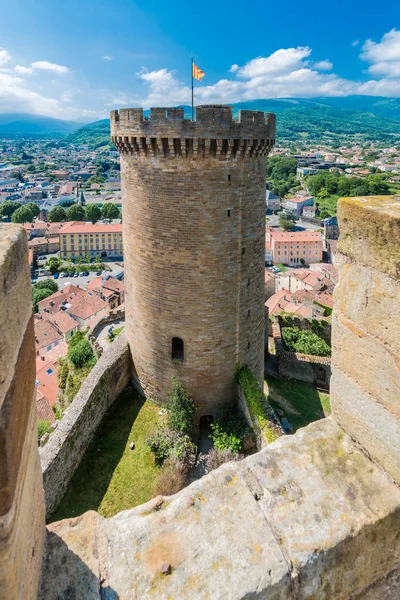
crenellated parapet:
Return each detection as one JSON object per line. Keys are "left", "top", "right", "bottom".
{"left": 110, "top": 105, "right": 276, "bottom": 158}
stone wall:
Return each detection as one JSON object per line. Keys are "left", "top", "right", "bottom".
{"left": 112, "top": 105, "right": 275, "bottom": 415}
{"left": 0, "top": 224, "right": 45, "bottom": 600}
{"left": 331, "top": 195, "right": 400, "bottom": 484}
{"left": 40, "top": 333, "right": 133, "bottom": 518}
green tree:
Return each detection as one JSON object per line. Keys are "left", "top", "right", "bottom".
{"left": 0, "top": 200, "right": 22, "bottom": 217}
{"left": 34, "top": 278, "right": 58, "bottom": 293}
{"left": 26, "top": 202, "right": 40, "bottom": 218}
{"left": 46, "top": 256, "right": 61, "bottom": 274}
{"left": 48, "top": 206, "right": 66, "bottom": 222}
{"left": 11, "top": 205, "right": 34, "bottom": 223}
{"left": 66, "top": 204, "right": 85, "bottom": 221}
{"left": 167, "top": 377, "right": 196, "bottom": 438}
{"left": 38, "top": 420, "right": 52, "bottom": 443}
{"left": 11, "top": 171, "right": 24, "bottom": 183}
{"left": 68, "top": 338, "right": 95, "bottom": 368}
{"left": 279, "top": 211, "right": 296, "bottom": 231}
{"left": 85, "top": 204, "right": 102, "bottom": 224}
{"left": 102, "top": 203, "right": 120, "bottom": 220}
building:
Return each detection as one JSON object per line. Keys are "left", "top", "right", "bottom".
{"left": 111, "top": 105, "right": 276, "bottom": 412}
{"left": 38, "top": 284, "right": 108, "bottom": 328}
{"left": 86, "top": 275, "right": 125, "bottom": 308}
{"left": 281, "top": 196, "right": 314, "bottom": 218}
{"left": 266, "top": 189, "right": 280, "bottom": 212}
{"left": 265, "top": 228, "right": 323, "bottom": 266}
{"left": 323, "top": 215, "right": 339, "bottom": 240}
{"left": 59, "top": 221, "right": 123, "bottom": 259}
{"left": 264, "top": 270, "right": 276, "bottom": 300}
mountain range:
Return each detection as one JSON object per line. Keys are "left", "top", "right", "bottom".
{"left": 2, "top": 96, "right": 400, "bottom": 141}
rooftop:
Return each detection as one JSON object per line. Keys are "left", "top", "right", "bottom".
{"left": 59, "top": 221, "right": 123, "bottom": 235}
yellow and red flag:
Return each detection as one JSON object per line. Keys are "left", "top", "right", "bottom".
{"left": 192, "top": 62, "right": 205, "bottom": 81}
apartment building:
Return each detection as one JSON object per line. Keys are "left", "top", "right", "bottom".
{"left": 265, "top": 228, "right": 323, "bottom": 266}
{"left": 59, "top": 221, "right": 123, "bottom": 259}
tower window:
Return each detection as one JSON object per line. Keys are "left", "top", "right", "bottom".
{"left": 248, "top": 342, "right": 251, "bottom": 350}
{"left": 247, "top": 278, "right": 250, "bottom": 286}
{"left": 247, "top": 309, "right": 251, "bottom": 317}
{"left": 227, "top": 209, "right": 231, "bottom": 217}
{"left": 228, "top": 174, "right": 231, "bottom": 182}
{"left": 242, "top": 248, "right": 245, "bottom": 255}
{"left": 172, "top": 337, "right": 184, "bottom": 360}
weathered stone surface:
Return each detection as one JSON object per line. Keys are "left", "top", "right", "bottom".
{"left": 40, "top": 333, "right": 133, "bottom": 518}
{"left": 0, "top": 224, "right": 45, "bottom": 600}
{"left": 333, "top": 256, "right": 400, "bottom": 355}
{"left": 40, "top": 418, "right": 400, "bottom": 600}
{"left": 331, "top": 312, "right": 400, "bottom": 418}
{"left": 352, "top": 567, "right": 400, "bottom": 600}
{"left": 331, "top": 367, "right": 400, "bottom": 484}
{"left": 337, "top": 195, "right": 400, "bottom": 279}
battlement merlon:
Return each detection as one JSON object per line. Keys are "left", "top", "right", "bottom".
{"left": 110, "top": 105, "right": 276, "bottom": 158}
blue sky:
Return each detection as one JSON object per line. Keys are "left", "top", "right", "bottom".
{"left": 0, "top": 0, "right": 399, "bottom": 120}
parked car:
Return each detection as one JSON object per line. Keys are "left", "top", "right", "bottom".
{"left": 31, "top": 279, "right": 37, "bottom": 285}
{"left": 96, "top": 271, "right": 102, "bottom": 276}
{"left": 83, "top": 271, "right": 89, "bottom": 276}
{"left": 53, "top": 273, "right": 59, "bottom": 279}
{"left": 60, "top": 273, "right": 65, "bottom": 278}
{"left": 79, "top": 272, "right": 85, "bottom": 276}
{"left": 74, "top": 272, "right": 79, "bottom": 278}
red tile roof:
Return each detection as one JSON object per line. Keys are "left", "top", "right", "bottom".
{"left": 59, "top": 221, "right": 122, "bottom": 234}
{"left": 266, "top": 228, "right": 323, "bottom": 243}
{"left": 34, "top": 317, "right": 63, "bottom": 351}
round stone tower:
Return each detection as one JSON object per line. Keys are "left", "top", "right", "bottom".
{"left": 111, "top": 105, "right": 276, "bottom": 414}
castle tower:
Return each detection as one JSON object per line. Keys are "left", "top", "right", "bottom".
{"left": 111, "top": 105, "right": 276, "bottom": 414}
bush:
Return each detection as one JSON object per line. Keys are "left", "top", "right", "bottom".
{"left": 32, "top": 287, "right": 54, "bottom": 312}
{"left": 38, "top": 420, "right": 51, "bottom": 443}
{"left": 57, "top": 358, "right": 69, "bottom": 390}
{"left": 281, "top": 326, "right": 331, "bottom": 357}
{"left": 48, "top": 206, "right": 66, "bottom": 222}
{"left": 11, "top": 205, "right": 34, "bottom": 223}
{"left": 167, "top": 377, "right": 196, "bottom": 437}
{"left": 210, "top": 423, "right": 242, "bottom": 453}
{"left": 205, "top": 448, "right": 244, "bottom": 473}
{"left": 68, "top": 338, "right": 95, "bottom": 368}
{"left": 153, "top": 458, "right": 186, "bottom": 496}
{"left": 146, "top": 427, "right": 196, "bottom": 469}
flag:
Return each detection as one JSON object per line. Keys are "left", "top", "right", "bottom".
{"left": 192, "top": 63, "right": 205, "bottom": 81}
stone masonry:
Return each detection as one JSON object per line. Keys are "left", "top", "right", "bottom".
{"left": 111, "top": 105, "right": 276, "bottom": 414}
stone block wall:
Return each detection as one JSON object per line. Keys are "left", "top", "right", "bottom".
{"left": 0, "top": 224, "right": 45, "bottom": 600}
{"left": 331, "top": 196, "right": 400, "bottom": 484}
{"left": 40, "top": 333, "right": 133, "bottom": 518}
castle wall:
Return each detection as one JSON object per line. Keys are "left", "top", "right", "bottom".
{"left": 40, "top": 333, "right": 133, "bottom": 518}
{"left": 0, "top": 225, "right": 45, "bottom": 600}
{"left": 113, "top": 106, "right": 275, "bottom": 412}
{"left": 331, "top": 196, "right": 400, "bottom": 484}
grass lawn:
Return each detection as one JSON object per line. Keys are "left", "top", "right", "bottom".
{"left": 50, "top": 388, "right": 161, "bottom": 523}
{"left": 277, "top": 263, "right": 287, "bottom": 272}
{"left": 265, "top": 373, "right": 330, "bottom": 433}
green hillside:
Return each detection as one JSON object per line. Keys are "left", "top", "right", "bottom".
{"left": 65, "top": 96, "right": 400, "bottom": 147}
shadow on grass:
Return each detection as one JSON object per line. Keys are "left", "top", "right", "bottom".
{"left": 50, "top": 387, "right": 159, "bottom": 523}
{"left": 265, "top": 373, "right": 331, "bottom": 433}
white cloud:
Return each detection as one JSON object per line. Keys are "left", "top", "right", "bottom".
{"left": 15, "top": 65, "right": 33, "bottom": 75}
{"left": 0, "top": 72, "right": 61, "bottom": 116}
{"left": 361, "top": 29, "right": 400, "bottom": 78}
{"left": 314, "top": 60, "right": 333, "bottom": 71}
{"left": 31, "top": 61, "right": 69, "bottom": 74}
{"left": 352, "top": 40, "right": 359, "bottom": 47}
{"left": 0, "top": 48, "right": 11, "bottom": 66}
{"left": 235, "top": 47, "right": 312, "bottom": 78}
{"left": 102, "top": 55, "right": 113, "bottom": 61}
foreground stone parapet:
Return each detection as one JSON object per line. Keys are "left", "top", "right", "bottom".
{"left": 0, "top": 224, "right": 45, "bottom": 599}
{"left": 40, "top": 418, "right": 400, "bottom": 599}
{"left": 332, "top": 195, "right": 400, "bottom": 483}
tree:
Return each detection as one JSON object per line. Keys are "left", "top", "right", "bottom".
{"left": 0, "top": 201, "right": 22, "bottom": 217}
{"left": 48, "top": 206, "right": 66, "bottom": 222}
{"left": 66, "top": 204, "right": 85, "bottom": 221}
{"left": 167, "top": 377, "right": 196, "bottom": 437}
{"left": 38, "top": 420, "right": 52, "bottom": 443}
{"left": 59, "top": 198, "right": 75, "bottom": 208}
{"left": 85, "top": 204, "right": 102, "bottom": 224}
{"left": 46, "top": 256, "right": 61, "bottom": 274}
{"left": 68, "top": 339, "right": 95, "bottom": 368}
{"left": 11, "top": 171, "right": 24, "bottom": 183}
{"left": 34, "top": 278, "right": 58, "bottom": 293}
{"left": 279, "top": 211, "right": 296, "bottom": 232}
{"left": 11, "top": 205, "right": 34, "bottom": 223}
{"left": 26, "top": 202, "right": 40, "bottom": 218}
{"left": 102, "top": 203, "right": 120, "bottom": 220}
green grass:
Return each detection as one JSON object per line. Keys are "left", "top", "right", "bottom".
{"left": 265, "top": 373, "right": 330, "bottom": 433}
{"left": 277, "top": 263, "right": 287, "bottom": 272}
{"left": 50, "top": 389, "right": 161, "bottom": 522}
{"left": 108, "top": 326, "right": 125, "bottom": 342}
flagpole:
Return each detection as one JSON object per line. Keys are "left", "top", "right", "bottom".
{"left": 191, "top": 55, "right": 194, "bottom": 121}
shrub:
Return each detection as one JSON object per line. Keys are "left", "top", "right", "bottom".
{"left": 11, "top": 205, "right": 34, "bottom": 223}
{"left": 38, "top": 420, "right": 51, "bottom": 443}
{"left": 153, "top": 458, "right": 186, "bottom": 496}
{"left": 34, "top": 278, "right": 58, "bottom": 293}
{"left": 167, "top": 377, "right": 196, "bottom": 437}
{"left": 57, "top": 358, "right": 69, "bottom": 390}
{"left": 32, "top": 287, "right": 54, "bottom": 312}
{"left": 146, "top": 427, "right": 196, "bottom": 469}
{"left": 210, "top": 423, "right": 242, "bottom": 453}
{"left": 53, "top": 404, "right": 63, "bottom": 420}
{"left": 281, "top": 326, "right": 331, "bottom": 357}
{"left": 68, "top": 338, "right": 95, "bottom": 368}
{"left": 205, "top": 448, "right": 244, "bottom": 473}
{"left": 48, "top": 206, "right": 66, "bottom": 222}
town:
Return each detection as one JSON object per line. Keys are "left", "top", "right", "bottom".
{"left": 1, "top": 133, "right": 399, "bottom": 435}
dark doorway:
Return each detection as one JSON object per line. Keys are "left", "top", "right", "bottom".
{"left": 171, "top": 337, "right": 184, "bottom": 360}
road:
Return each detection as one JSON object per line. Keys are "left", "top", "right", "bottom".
{"left": 34, "top": 256, "right": 124, "bottom": 289}
{"left": 266, "top": 212, "right": 324, "bottom": 232}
